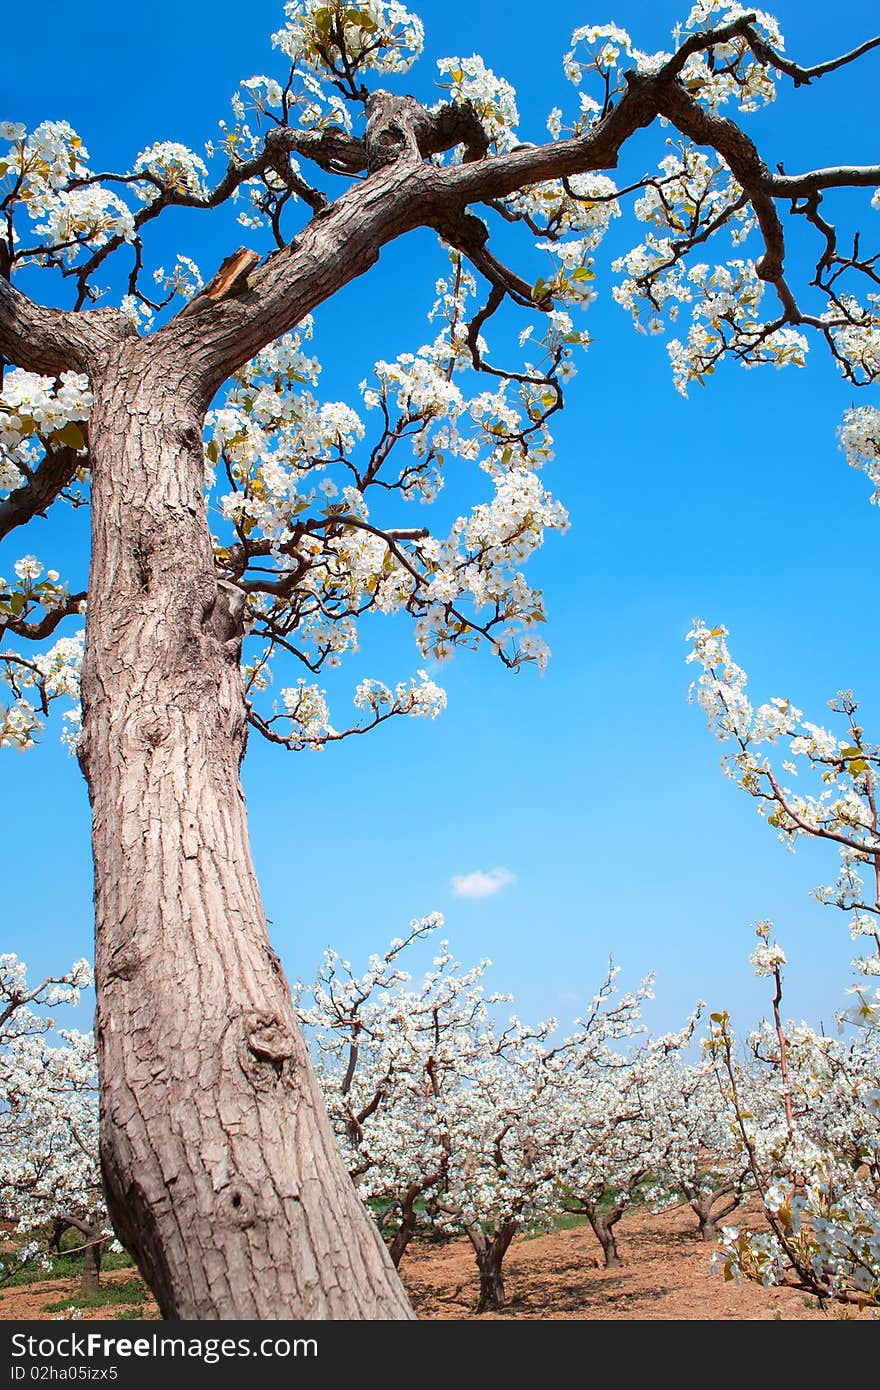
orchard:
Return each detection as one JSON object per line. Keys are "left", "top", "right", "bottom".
{"left": 1, "top": 0, "right": 878, "bottom": 1322}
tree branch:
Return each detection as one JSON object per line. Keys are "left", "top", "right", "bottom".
{"left": 0, "top": 279, "right": 132, "bottom": 376}
{"left": 1, "top": 592, "right": 86, "bottom": 641}
{"left": 0, "top": 445, "right": 84, "bottom": 540}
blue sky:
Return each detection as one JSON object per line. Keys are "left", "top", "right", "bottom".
{"left": 2, "top": 0, "right": 879, "bottom": 1040}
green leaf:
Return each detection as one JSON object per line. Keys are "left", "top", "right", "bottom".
{"left": 571, "top": 266, "right": 594, "bottom": 282}
{"left": 54, "top": 421, "right": 86, "bottom": 451}
{"left": 9, "top": 592, "right": 25, "bottom": 616}
{"left": 349, "top": 9, "right": 378, "bottom": 32}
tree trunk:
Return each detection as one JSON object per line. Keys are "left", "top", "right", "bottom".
{"left": 80, "top": 1227, "right": 103, "bottom": 1298}
{"left": 51, "top": 1215, "right": 104, "bottom": 1297}
{"left": 80, "top": 352, "right": 413, "bottom": 1320}
{"left": 693, "top": 1196, "right": 718, "bottom": 1242}
{"left": 692, "top": 1187, "right": 738, "bottom": 1242}
{"left": 476, "top": 1253, "right": 506, "bottom": 1314}
{"left": 388, "top": 1193, "right": 419, "bottom": 1268}
{"left": 586, "top": 1211, "right": 621, "bottom": 1269}
{"left": 48, "top": 1218, "right": 66, "bottom": 1258}
{"left": 696, "top": 1209, "right": 717, "bottom": 1242}
{"left": 467, "top": 1221, "right": 517, "bottom": 1313}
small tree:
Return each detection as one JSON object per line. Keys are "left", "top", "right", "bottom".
{"left": 438, "top": 1017, "right": 570, "bottom": 1312}
{"left": 650, "top": 1057, "right": 750, "bottom": 1242}
{"left": 690, "top": 624, "right": 880, "bottom": 1306}
{"left": 437, "top": 966, "right": 675, "bottom": 1306}
{"left": 706, "top": 927, "right": 880, "bottom": 1309}
{"left": 0, "top": 955, "right": 107, "bottom": 1296}
{"left": 4, "top": 1, "right": 880, "bottom": 1316}
{"left": 299, "top": 913, "right": 471, "bottom": 1267}
{"left": 555, "top": 998, "right": 700, "bottom": 1267}
{"left": 301, "top": 916, "right": 564, "bottom": 1311}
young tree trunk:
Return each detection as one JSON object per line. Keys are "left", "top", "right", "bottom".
{"left": 388, "top": 1190, "right": 419, "bottom": 1269}
{"left": 476, "top": 1253, "right": 505, "bottom": 1314}
{"left": 467, "top": 1221, "right": 517, "bottom": 1313}
{"left": 694, "top": 1206, "right": 718, "bottom": 1242}
{"left": 692, "top": 1187, "right": 738, "bottom": 1242}
{"left": 586, "top": 1210, "right": 621, "bottom": 1269}
{"left": 51, "top": 1215, "right": 104, "bottom": 1297}
{"left": 692, "top": 1194, "right": 719, "bottom": 1242}
{"left": 80, "top": 1227, "right": 103, "bottom": 1299}
{"left": 79, "top": 351, "right": 413, "bottom": 1320}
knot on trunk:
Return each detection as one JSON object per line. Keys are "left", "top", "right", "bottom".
{"left": 220, "top": 1182, "right": 259, "bottom": 1230}
{"left": 240, "top": 1010, "right": 297, "bottom": 1090}
{"left": 246, "top": 1011, "right": 295, "bottom": 1063}
{"left": 364, "top": 92, "right": 490, "bottom": 172}
{"left": 134, "top": 710, "right": 172, "bottom": 750}
{"left": 365, "top": 91, "right": 431, "bottom": 170}
{"left": 107, "top": 941, "right": 142, "bottom": 982}
{"left": 206, "top": 579, "right": 247, "bottom": 656}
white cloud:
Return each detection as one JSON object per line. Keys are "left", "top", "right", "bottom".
{"left": 450, "top": 866, "right": 517, "bottom": 900}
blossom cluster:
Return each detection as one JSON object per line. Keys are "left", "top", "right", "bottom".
{"left": 839, "top": 405, "right": 880, "bottom": 504}
{"left": 0, "top": 957, "right": 104, "bottom": 1284}
{"left": 272, "top": 0, "right": 425, "bottom": 77}
{"left": 677, "top": 3, "right": 784, "bottom": 112}
{"left": 0, "top": 368, "right": 91, "bottom": 495}
{"left": 205, "top": 256, "right": 582, "bottom": 749}
{"left": 434, "top": 55, "right": 519, "bottom": 154}
{"left": 687, "top": 620, "right": 880, "bottom": 996}
{"left": 561, "top": 5, "right": 782, "bottom": 121}
{"left": 706, "top": 932, "right": 879, "bottom": 1307}
{"left": 1, "top": 546, "right": 84, "bottom": 752}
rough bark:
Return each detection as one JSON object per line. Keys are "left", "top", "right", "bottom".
{"left": 691, "top": 1186, "right": 740, "bottom": 1242}
{"left": 50, "top": 1214, "right": 105, "bottom": 1297}
{"left": 80, "top": 1227, "right": 103, "bottom": 1298}
{"left": 585, "top": 1209, "right": 622, "bottom": 1269}
{"left": 78, "top": 344, "right": 413, "bottom": 1320}
{"left": 388, "top": 1203, "right": 417, "bottom": 1270}
{"left": 696, "top": 1210, "right": 718, "bottom": 1243}
{"left": 466, "top": 1221, "right": 517, "bottom": 1313}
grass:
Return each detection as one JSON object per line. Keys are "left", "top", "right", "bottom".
{"left": 4, "top": 1249, "right": 134, "bottom": 1288}
{"left": 0, "top": 1226, "right": 134, "bottom": 1288}
{"left": 42, "top": 1279, "right": 147, "bottom": 1314}
{"left": 550, "top": 1211, "right": 590, "bottom": 1232}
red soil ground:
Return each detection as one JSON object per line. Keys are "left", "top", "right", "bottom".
{"left": 0, "top": 1202, "right": 865, "bottom": 1321}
